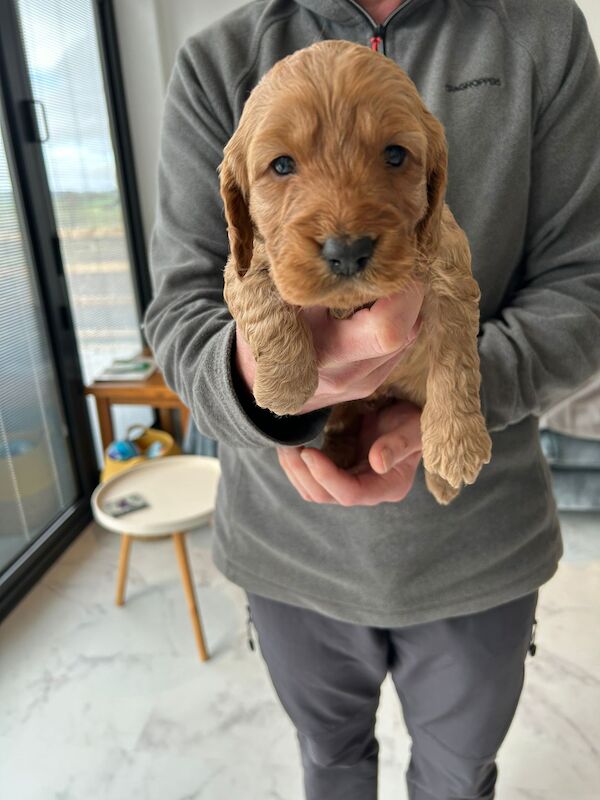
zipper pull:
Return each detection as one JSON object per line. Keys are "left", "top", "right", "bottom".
{"left": 369, "top": 25, "right": 384, "bottom": 52}
{"left": 246, "top": 603, "right": 256, "bottom": 652}
{"left": 528, "top": 618, "right": 537, "bottom": 657}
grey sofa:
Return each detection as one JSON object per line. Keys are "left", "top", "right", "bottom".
{"left": 540, "top": 375, "right": 600, "bottom": 511}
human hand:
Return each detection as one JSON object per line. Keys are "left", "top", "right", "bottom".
{"left": 234, "top": 284, "right": 424, "bottom": 414}
{"left": 277, "top": 401, "right": 422, "bottom": 506}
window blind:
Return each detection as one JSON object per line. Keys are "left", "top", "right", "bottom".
{"left": 0, "top": 118, "right": 77, "bottom": 567}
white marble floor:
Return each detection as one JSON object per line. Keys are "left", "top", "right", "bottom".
{"left": 0, "top": 512, "right": 599, "bottom": 800}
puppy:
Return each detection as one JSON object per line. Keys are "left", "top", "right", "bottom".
{"left": 220, "top": 40, "right": 492, "bottom": 505}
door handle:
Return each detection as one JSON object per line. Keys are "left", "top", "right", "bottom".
{"left": 22, "top": 98, "right": 49, "bottom": 143}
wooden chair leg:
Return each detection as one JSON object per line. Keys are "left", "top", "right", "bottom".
{"left": 172, "top": 532, "right": 209, "bottom": 662}
{"left": 115, "top": 534, "right": 132, "bottom": 606}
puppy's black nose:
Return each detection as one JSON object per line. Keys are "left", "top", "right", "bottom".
{"left": 321, "top": 236, "right": 375, "bottom": 276}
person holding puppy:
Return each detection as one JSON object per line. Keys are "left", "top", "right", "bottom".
{"left": 144, "top": 0, "right": 600, "bottom": 797}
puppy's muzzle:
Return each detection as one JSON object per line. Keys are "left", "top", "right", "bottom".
{"left": 320, "top": 235, "right": 375, "bottom": 277}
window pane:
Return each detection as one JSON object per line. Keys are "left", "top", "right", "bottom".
{"left": 16, "top": 0, "right": 142, "bottom": 385}
{"left": 0, "top": 115, "right": 78, "bottom": 569}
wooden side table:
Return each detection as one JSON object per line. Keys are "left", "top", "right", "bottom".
{"left": 85, "top": 368, "right": 190, "bottom": 450}
{"left": 91, "top": 455, "right": 221, "bottom": 662}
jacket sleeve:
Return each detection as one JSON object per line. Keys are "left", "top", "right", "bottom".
{"left": 478, "top": 4, "right": 600, "bottom": 432}
{"left": 142, "top": 42, "right": 329, "bottom": 448}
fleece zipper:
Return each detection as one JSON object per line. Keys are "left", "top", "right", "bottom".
{"left": 343, "top": 0, "right": 417, "bottom": 54}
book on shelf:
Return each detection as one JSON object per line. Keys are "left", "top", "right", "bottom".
{"left": 95, "top": 355, "right": 157, "bottom": 382}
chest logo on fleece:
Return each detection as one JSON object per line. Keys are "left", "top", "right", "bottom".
{"left": 446, "top": 77, "right": 502, "bottom": 92}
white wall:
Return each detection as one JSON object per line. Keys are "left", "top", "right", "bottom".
{"left": 113, "top": 0, "right": 166, "bottom": 245}
{"left": 113, "top": 0, "right": 243, "bottom": 251}
{"left": 578, "top": 0, "right": 600, "bottom": 47}
{"left": 114, "top": 0, "right": 600, "bottom": 251}
{"left": 154, "top": 0, "right": 244, "bottom": 81}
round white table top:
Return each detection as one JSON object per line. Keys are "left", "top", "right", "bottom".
{"left": 91, "top": 455, "right": 221, "bottom": 537}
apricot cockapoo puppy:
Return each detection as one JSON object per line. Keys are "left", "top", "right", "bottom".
{"left": 221, "top": 40, "right": 492, "bottom": 505}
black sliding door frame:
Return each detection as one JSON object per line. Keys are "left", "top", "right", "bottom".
{"left": 94, "top": 0, "right": 152, "bottom": 317}
{"left": 0, "top": 0, "right": 149, "bottom": 620}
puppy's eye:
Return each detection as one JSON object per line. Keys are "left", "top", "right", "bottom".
{"left": 384, "top": 145, "right": 407, "bottom": 167}
{"left": 271, "top": 155, "right": 296, "bottom": 176}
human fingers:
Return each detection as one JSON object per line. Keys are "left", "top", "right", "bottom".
{"left": 367, "top": 403, "right": 423, "bottom": 475}
{"left": 356, "top": 451, "right": 422, "bottom": 502}
{"left": 299, "top": 447, "right": 421, "bottom": 506}
{"left": 299, "top": 340, "right": 420, "bottom": 415}
{"left": 234, "top": 324, "right": 256, "bottom": 394}
{"left": 314, "top": 284, "right": 424, "bottom": 367}
{"left": 277, "top": 448, "right": 310, "bottom": 501}
{"left": 277, "top": 447, "right": 336, "bottom": 504}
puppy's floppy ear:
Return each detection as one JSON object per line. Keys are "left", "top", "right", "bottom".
{"left": 416, "top": 109, "right": 448, "bottom": 255}
{"left": 219, "top": 136, "right": 253, "bottom": 278}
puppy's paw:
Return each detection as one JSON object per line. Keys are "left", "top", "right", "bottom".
{"left": 253, "top": 360, "right": 318, "bottom": 416}
{"left": 425, "top": 470, "right": 461, "bottom": 505}
{"left": 422, "top": 411, "right": 492, "bottom": 489}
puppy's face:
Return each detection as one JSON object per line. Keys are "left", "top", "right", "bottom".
{"left": 220, "top": 40, "right": 447, "bottom": 308}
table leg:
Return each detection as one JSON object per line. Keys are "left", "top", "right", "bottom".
{"left": 158, "top": 407, "right": 174, "bottom": 437}
{"left": 97, "top": 398, "right": 115, "bottom": 450}
{"left": 115, "top": 534, "right": 132, "bottom": 606}
{"left": 179, "top": 405, "right": 190, "bottom": 439}
{"left": 172, "top": 532, "right": 209, "bottom": 662}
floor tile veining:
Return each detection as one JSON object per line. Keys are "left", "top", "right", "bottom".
{"left": 1, "top": 514, "right": 599, "bottom": 799}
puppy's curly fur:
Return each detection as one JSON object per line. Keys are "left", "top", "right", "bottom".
{"left": 220, "top": 41, "right": 492, "bottom": 504}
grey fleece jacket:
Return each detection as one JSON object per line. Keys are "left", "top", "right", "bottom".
{"left": 144, "top": 0, "right": 600, "bottom": 626}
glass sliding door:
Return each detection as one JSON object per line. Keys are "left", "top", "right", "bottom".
{"left": 0, "top": 0, "right": 147, "bottom": 615}
{"left": 0, "top": 113, "right": 78, "bottom": 570}
{"left": 16, "top": 0, "right": 143, "bottom": 386}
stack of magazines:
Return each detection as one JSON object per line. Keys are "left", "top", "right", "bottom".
{"left": 95, "top": 354, "right": 156, "bottom": 382}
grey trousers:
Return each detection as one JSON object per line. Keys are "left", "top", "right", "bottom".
{"left": 246, "top": 590, "right": 538, "bottom": 800}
